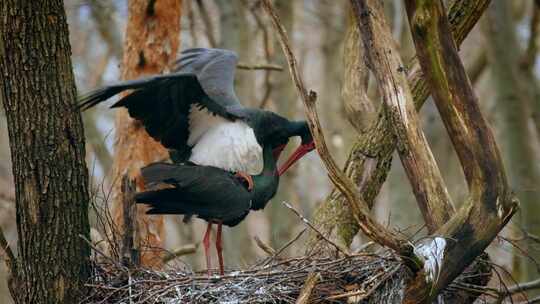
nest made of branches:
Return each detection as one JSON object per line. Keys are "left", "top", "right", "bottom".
{"left": 82, "top": 247, "right": 495, "bottom": 304}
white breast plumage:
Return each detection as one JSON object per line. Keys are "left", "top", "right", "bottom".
{"left": 187, "top": 105, "right": 263, "bottom": 175}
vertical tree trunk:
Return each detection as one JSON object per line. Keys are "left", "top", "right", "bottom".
{"left": 0, "top": 1, "right": 91, "bottom": 303}
{"left": 112, "top": 0, "right": 181, "bottom": 268}
{"left": 483, "top": 1, "right": 540, "bottom": 285}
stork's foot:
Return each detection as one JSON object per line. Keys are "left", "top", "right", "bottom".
{"left": 234, "top": 171, "right": 253, "bottom": 191}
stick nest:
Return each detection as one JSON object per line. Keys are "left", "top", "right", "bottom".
{"left": 83, "top": 251, "right": 413, "bottom": 303}
{"left": 84, "top": 249, "right": 491, "bottom": 303}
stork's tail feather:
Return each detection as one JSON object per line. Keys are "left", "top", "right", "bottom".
{"left": 140, "top": 162, "right": 185, "bottom": 187}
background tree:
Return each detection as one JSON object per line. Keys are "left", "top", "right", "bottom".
{"left": 0, "top": 0, "right": 91, "bottom": 303}
{"left": 110, "top": 0, "right": 182, "bottom": 268}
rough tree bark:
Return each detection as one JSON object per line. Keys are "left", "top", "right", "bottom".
{"left": 112, "top": 0, "right": 181, "bottom": 268}
{"left": 311, "top": 0, "right": 492, "bottom": 252}
{"left": 0, "top": 1, "right": 91, "bottom": 303}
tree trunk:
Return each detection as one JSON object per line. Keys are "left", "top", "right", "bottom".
{"left": 0, "top": 1, "right": 91, "bottom": 303}
{"left": 483, "top": 1, "right": 540, "bottom": 286}
{"left": 112, "top": 0, "right": 181, "bottom": 268}
{"left": 310, "top": 0, "right": 492, "bottom": 254}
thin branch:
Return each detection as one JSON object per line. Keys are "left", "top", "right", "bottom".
{"left": 162, "top": 244, "right": 197, "bottom": 263}
{"left": 282, "top": 202, "right": 349, "bottom": 257}
{"left": 79, "top": 234, "right": 126, "bottom": 271}
{"left": 262, "top": 0, "right": 417, "bottom": 265}
{"left": 237, "top": 62, "right": 283, "bottom": 71}
{"left": 254, "top": 236, "right": 276, "bottom": 256}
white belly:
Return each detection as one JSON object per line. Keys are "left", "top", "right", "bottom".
{"left": 187, "top": 106, "right": 263, "bottom": 175}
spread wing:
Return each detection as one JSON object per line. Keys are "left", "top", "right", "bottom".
{"left": 77, "top": 48, "right": 246, "bottom": 158}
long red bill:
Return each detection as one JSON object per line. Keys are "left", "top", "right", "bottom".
{"left": 277, "top": 141, "right": 315, "bottom": 176}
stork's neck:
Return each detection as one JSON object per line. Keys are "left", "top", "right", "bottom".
{"left": 258, "top": 144, "right": 277, "bottom": 176}
{"left": 251, "top": 145, "right": 279, "bottom": 210}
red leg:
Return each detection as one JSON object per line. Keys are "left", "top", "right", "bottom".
{"left": 234, "top": 171, "right": 254, "bottom": 191}
{"left": 202, "top": 222, "right": 212, "bottom": 276}
{"left": 215, "top": 221, "right": 224, "bottom": 275}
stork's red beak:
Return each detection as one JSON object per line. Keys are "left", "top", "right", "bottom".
{"left": 278, "top": 141, "right": 315, "bottom": 176}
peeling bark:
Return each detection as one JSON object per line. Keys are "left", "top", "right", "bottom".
{"left": 112, "top": 0, "right": 181, "bottom": 268}
{"left": 0, "top": 0, "right": 91, "bottom": 302}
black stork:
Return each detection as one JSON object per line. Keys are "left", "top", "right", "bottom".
{"left": 135, "top": 119, "right": 313, "bottom": 275}
{"left": 78, "top": 47, "right": 316, "bottom": 189}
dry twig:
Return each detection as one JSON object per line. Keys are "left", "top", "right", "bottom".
{"left": 237, "top": 62, "right": 283, "bottom": 71}
{"left": 282, "top": 201, "right": 349, "bottom": 256}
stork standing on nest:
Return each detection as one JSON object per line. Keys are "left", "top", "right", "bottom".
{"left": 78, "top": 48, "right": 315, "bottom": 189}
{"left": 135, "top": 118, "right": 313, "bottom": 275}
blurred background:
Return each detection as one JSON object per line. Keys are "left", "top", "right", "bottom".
{"left": 1, "top": 0, "right": 539, "bottom": 302}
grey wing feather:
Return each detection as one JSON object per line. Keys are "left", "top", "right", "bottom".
{"left": 174, "top": 48, "right": 242, "bottom": 108}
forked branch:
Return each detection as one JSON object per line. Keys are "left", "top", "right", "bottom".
{"left": 261, "top": 0, "right": 418, "bottom": 264}
{"left": 401, "top": 0, "right": 518, "bottom": 302}
{"left": 350, "top": 0, "right": 455, "bottom": 233}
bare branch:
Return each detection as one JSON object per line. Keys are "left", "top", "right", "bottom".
{"left": 254, "top": 236, "right": 276, "bottom": 256}
{"left": 162, "top": 244, "right": 197, "bottom": 263}
{"left": 282, "top": 202, "right": 349, "bottom": 256}
{"left": 262, "top": 0, "right": 418, "bottom": 265}
{"left": 237, "top": 62, "right": 283, "bottom": 71}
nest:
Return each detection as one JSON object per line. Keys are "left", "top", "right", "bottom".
{"left": 82, "top": 251, "right": 416, "bottom": 303}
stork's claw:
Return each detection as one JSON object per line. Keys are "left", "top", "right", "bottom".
{"left": 234, "top": 171, "right": 253, "bottom": 191}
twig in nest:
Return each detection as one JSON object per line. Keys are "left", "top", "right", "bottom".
{"left": 282, "top": 201, "right": 349, "bottom": 257}
{"left": 261, "top": 0, "right": 413, "bottom": 260}
{"left": 237, "top": 62, "right": 283, "bottom": 71}
{"left": 255, "top": 228, "right": 307, "bottom": 268}
{"left": 162, "top": 244, "right": 198, "bottom": 263}
{"left": 79, "top": 234, "right": 127, "bottom": 271}
{"left": 326, "top": 265, "right": 400, "bottom": 301}
{"left": 254, "top": 236, "right": 276, "bottom": 256}
{"left": 296, "top": 272, "right": 321, "bottom": 304}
